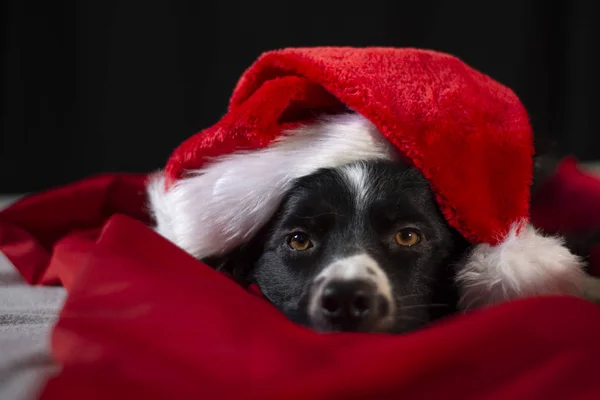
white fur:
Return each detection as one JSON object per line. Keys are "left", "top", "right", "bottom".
{"left": 340, "top": 162, "right": 370, "bottom": 211}
{"left": 313, "top": 253, "right": 393, "bottom": 301}
{"left": 456, "top": 222, "right": 586, "bottom": 309}
{"left": 309, "top": 253, "right": 395, "bottom": 329}
{"left": 147, "top": 114, "right": 398, "bottom": 260}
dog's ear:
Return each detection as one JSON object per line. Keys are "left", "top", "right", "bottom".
{"left": 531, "top": 130, "right": 564, "bottom": 193}
{"left": 202, "top": 212, "right": 277, "bottom": 287}
{"left": 201, "top": 242, "right": 262, "bottom": 288}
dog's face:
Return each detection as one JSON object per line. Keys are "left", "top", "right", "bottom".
{"left": 219, "top": 160, "right": 469, "bottom": 334}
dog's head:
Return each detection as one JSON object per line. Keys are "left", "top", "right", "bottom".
{"left": 211, "top": 160, "right": 470, "bottom": 333}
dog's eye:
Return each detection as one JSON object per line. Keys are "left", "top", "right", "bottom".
{"left": 288, "top": 232, "right": 313, "bottom": 251}
{"left": 395, "top": 228, "right": 422, "bottom": 247}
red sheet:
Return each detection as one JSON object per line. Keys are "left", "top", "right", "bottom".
{"left": 531, "top": 157, "right": 600, "bottom": 276}
{"left": 0, "top": 173, "right": 149, "bottom": 288}
{"left": 1, "top": 160, "right": 600, "bottom": 399}
{"left": 40, "top": 217, "right": 600, "bottom": 400}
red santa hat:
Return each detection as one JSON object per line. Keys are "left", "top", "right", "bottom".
{"left": 147, "top": 47, "right": 584, "bottom": 309}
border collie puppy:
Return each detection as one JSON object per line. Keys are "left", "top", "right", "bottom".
{"left": 212, "top": 159, "right": 470, "bottom": 334}
{"left": 158, "top": 113, "right": 599, "bottom": 334}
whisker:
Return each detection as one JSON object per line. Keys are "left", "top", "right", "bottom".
{"left": 394, "top": 294, "right": 422, "bottom": 301}
{"left": 397, "top": 315, "right": 429, "bottom": 324}
{"left": 401, "top": 303, "right": 449, "bottom": 310}
{"left": 292, "top": 212, "right": 345, "bottom": 219}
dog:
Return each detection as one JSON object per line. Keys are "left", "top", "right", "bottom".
{"left": 195, "top": 112, "right": 600, "bottom": 335}
{"left": 208, "top": 158, "right": 470, "bottom": 333}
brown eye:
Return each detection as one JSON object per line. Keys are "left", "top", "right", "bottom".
{"left": 288, "top": 232, "right": 313, "bottom": 251}
{"left": 395, "top": 228, "right": 422, "bottom": 247}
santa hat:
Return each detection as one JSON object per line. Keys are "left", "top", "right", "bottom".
{"left": 147, "top": 47, "right": 584, "bottom": 309}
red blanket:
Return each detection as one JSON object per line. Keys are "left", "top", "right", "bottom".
{"left": 1, "top": 159, "right": 600, "bottom": 399}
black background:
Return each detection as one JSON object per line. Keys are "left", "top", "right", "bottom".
{"left": 2, "top": 0, "right": 599, "bottom": 193}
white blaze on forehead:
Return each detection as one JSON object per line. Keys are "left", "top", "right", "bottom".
{"left": 315, "top": 253, "right": 393, "bottom": 300}
{"left": 340, "top": 162, "right": 371, "bottom": 211}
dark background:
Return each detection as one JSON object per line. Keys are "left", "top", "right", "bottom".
{"left": 2, "top": 0, "right": 599, "bottom": 193}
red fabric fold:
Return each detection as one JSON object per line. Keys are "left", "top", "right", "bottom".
{"left": 531, "top": 157, "right": 600, "bottom": 275}
{"left": 39, "top": 215, "right": 600, "bottom": 400}
{"left": 0, "top": 173, "right": 148, "bottom": 287}
{"left": 532, "top": 157, "right": 600, "bottom": 234}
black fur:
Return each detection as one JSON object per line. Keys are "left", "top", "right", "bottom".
{"left": 211, "top": 160, "right": 469, "bottom": 333}
{"left": 204, "top": 135, "right": 599, "bottom": 333}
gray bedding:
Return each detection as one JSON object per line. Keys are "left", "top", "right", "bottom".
{"left": 0, "top": 196, "right": 65, "bottom": 400}
{"left": 0, "top": 252, "right": 65, "bottom": 400}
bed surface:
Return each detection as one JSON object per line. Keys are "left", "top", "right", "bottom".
{"left": 0, "top": 196, "right": 66, "bottom": 400}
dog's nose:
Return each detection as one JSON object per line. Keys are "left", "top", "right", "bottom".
{"left": 318, "top": 280, "right": 390, "bottom": 331}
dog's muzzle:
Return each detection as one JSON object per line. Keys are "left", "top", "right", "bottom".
{"left": 308, "top": 254, "right": 394, "bottom": 332}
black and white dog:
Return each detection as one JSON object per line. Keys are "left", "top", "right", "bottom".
{"left": 211, "top": 159, "right": 469, "bottom": 333}
{"left": 151, "top": 113, "right": 600, "bottom": 335}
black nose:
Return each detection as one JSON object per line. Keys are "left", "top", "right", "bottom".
{"left": 318, "top": 280, "right": 390, "bottom": 332}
